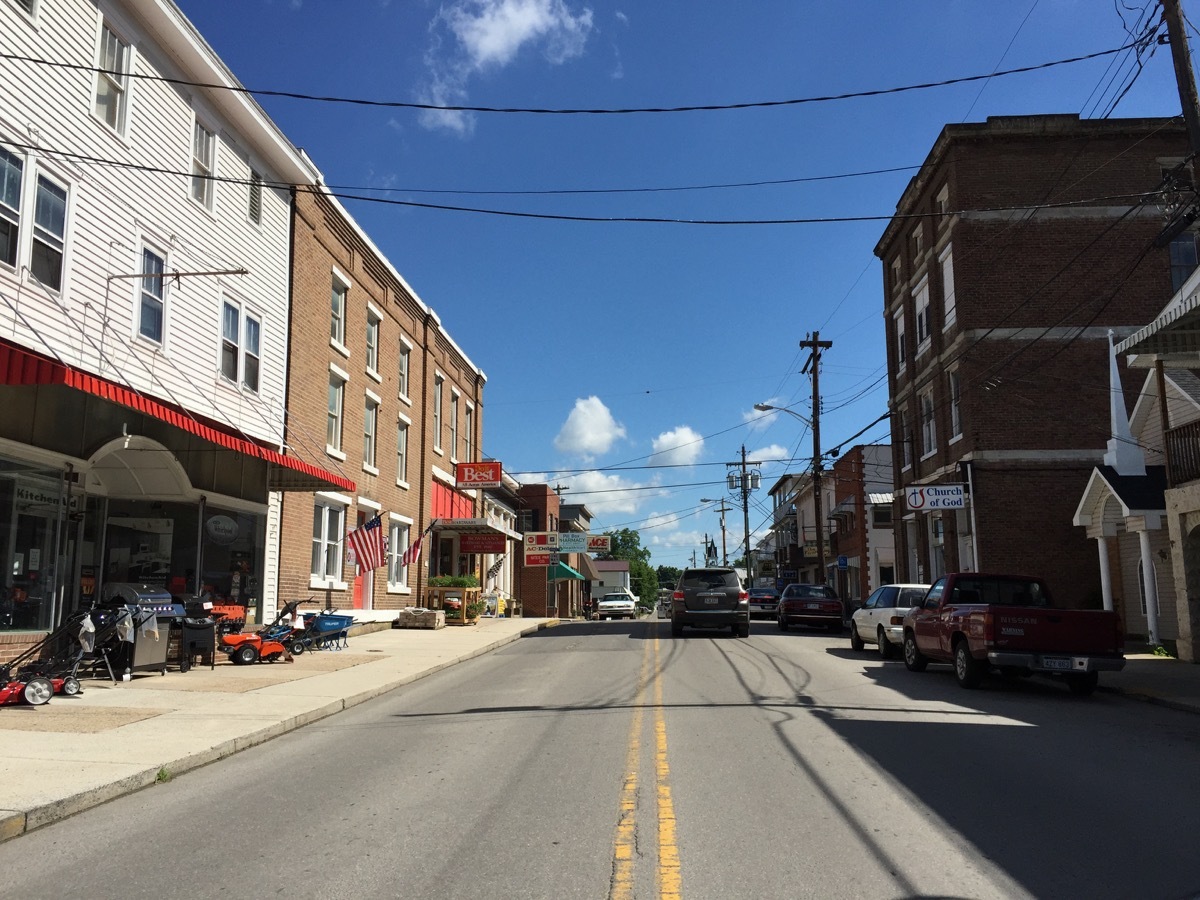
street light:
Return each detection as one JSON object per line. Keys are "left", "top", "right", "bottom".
{"left": 755, "top": 402, "right": 827, "bottom": 587}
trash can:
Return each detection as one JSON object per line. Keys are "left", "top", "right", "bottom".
{"left": 179, "top": 598, "right": 217, "bottom": 671}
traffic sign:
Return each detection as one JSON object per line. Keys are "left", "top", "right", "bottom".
{"left": 837, "top": 555, "right": 848, "bottom": 571}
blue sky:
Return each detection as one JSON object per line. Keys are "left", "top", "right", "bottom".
{"left": 178, "top": 0, "right": 1194, "bottom": 570}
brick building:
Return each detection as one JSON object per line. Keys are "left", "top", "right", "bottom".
{"left": 875, "top": 115, "right": 1189, "bottom": 608}
{"left": 827, "top": 444, "right": 895, "bottom": 605}
{"left": 278, "top": 186, "right": 487, "bottom": 617}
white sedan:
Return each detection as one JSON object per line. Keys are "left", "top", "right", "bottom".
{"left": 597, "top": 593, "right": 638, "bottom": 620}
{"left": 849, "top": 583, "right": 930, "bottom": 658}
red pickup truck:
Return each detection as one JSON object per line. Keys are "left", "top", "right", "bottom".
{"left": 902, "top": 573, "right": 1125, "bottom": 696}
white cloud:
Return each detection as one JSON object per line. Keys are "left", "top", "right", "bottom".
{"left": 554, "top": 396, "right": 626, "bottom": 458}
{"left": 751, "top": 443, "right": 792, "bottom": 464}
{"left": 419, "top": 0, "right": 594, "bottom": 135}
{"left": 554, "top": 469, "right": 647, "bottom": 517}
{"left": 648, "top": 425, "right": 703, "bottom": 466}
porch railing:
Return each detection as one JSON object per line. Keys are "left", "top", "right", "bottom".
{"left": 1166, "top": 419, "right": 1200, "bottom": 487}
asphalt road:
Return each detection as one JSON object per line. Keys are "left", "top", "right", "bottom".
{"left": 3, "top": 616, "right": 1199, "bottom": 899}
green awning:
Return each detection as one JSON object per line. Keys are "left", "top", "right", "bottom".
{"left": 547, "top": 562, "right": 584, "bottom": 581}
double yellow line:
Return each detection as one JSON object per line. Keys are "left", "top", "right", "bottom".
{"left": 611, "top": 631, "right": 681, "bottom": 899}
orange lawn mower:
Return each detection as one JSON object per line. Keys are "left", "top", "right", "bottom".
{"left": 217, "top": 598, "right": 313, "bottom": 665}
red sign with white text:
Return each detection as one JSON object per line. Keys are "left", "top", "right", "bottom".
{"left": 525, "top": 551, "right": 552, "bottom": 566}
{"left": 587, "top": 535, "right": 612, "bottom": 553}
{"left": 459, "top": 533, "right": 506, "bottom": 554}
{"left": 456, "top": 461, "right": 502, "bottom": 489}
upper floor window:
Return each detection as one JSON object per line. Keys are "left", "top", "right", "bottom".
{"left": 939, "top": 245, "right": 957, "bottom": 327}
{"left": 94, "top": 24, "right": 130, "bottom": 134}
{"left": 889, "top": 257, "right": 902, "bottom": 294}
{"left": 433, "top": 374, "right": 444, "bottom": 452}
{"left": 138, "top": 246, "right": 165, "bottom": 344}
{"left": 900, "top": 408, "right": 912, "bottom": 469}
{"left": 330, "top": 272, "right": 348, "bottom": 347}
{"left": 366, "top": 310, "right": 380, "bottom": 374}
{"left": 936, "top": 184, "right": 950, "bottom": 220}
{"left": 949, "top": 371, "right": 962, "bottom": 439}
{"left": 894, "top": 309, "right": 906, "bottom": 367}
{"left": 191, "top": 121, "right": 215, "bottom": 210}
{"left": 913, "top": 277, "right": 931, "bottom": 350}
{"left": 449, "top": 390, "right": 459, "bottom": 460}
{"left": 0, "top": 147, "right": 23, "bottom": 268}
{"left": 912, "top": 224, "right": 924, "bottom": 257}
{"left": 32, "top": 175, "right": 67, "bottom": 292}
{"left": 396, "top": 418, "right": 409, "bottom": 485}
{"left": 387, "top": 520, "right": 411, "bottom": 589}
{"left": 363, "top": 395, "right": 379, "bottom": 470}
{"left": 1169, "top": 233, "right": 1199, "bottom": 294}
{"left": 220, "top": 300, "right": 261, "bottom": 392}
{"left": 248, "top": 170, "right": 263, "bottom": 224}
{"left": 920, "top": 390, "right": 936, "bottom": 458}
{"left": 464, "top": 404, "right": 474, "bottom": 462}
{"left": 327, "top": 372, "right": 345, "bottom": 453}
{"left": 398, "top": 338, "right": 411, "bottom": 399}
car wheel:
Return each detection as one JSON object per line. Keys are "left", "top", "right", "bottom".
{"left": 903, "top": 632, "right": 928, "bottom": 672}
{"left": 877, "top": 627, "right": 895, "bottom": 660}
{"left": 777, "top": 616, "right": 789, "bottom": 631}
{"left": 953, "top": 639, "right": 985, "bottom": 689}
{"left": 736, "top": 622, "right": 750, "bottom": 638}
{"left": 1066, "top": 672, "right": 1099, "bottom": 697}
{"left": 849, "top": 624, "right": 864, "bottom": 652}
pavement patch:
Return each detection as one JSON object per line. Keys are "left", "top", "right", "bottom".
{"left": 0, "top": 706, "right": 165, "bottom": 733}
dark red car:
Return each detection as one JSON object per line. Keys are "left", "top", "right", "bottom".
{"left": 777, "top": 583, "right": 843, "bottom": 632}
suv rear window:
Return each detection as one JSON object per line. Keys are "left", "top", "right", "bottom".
{"left": 680, "top": 569, "right": 741, "bottom": 589}
{"left": 784, "top": 584, "right": 837, "bottom": 599}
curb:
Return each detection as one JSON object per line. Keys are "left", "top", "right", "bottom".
{"left": 1100, "top": 684, "right": 1200, "bottom": 716}
{"left": 0, "top": 619, "right": 558, "bottom": 844}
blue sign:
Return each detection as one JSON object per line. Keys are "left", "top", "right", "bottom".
{"left": 837, "top": 555, "right": 848, "bottom": 571}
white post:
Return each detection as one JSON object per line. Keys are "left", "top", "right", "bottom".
{"left": 1138, "top": 530, "right": 1161, "bottom": 645}
{"left": 1096, "top": 537, "right": 1113, "bottom": 612}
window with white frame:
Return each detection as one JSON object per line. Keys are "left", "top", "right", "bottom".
{"left": 327, "top": 372, "right": 345, "bottom": 452}
{"left": 191, "top": 120, "right": 215, "bottom": 209}
{"left": 363, "top": 396, "right": 378, "bottom": 469}
{"left": 32, "top": 174, "right": 67, "bottom": 292}
{"left": 912, "top": 224, "right": 924, "bottom": 257}
{"left": 920, "top": 390, "right": 936, "bottom": 457}
{"left": 936, "top": 183, "right": 950, "bottom": 219}
{"left": 398, "top": 337, "right": 411, "bottom": 399}
{"left": 890, "top": 257, "right": 902, "bottom": 294}
{"left": 940, "top": 245, "right": 956, "bottom": 327}
{"left": 220, "top": 300, "right": 260, "bottom": 392}
{"left": 949, "top": 371, "right": 962, "bottom": 439}
{"left": 913, "top": 277, "right": 931, "bottom": 349}
{"left": 449, "top": 390, "right": 459, "bottom": 460}
{"left": 894, "top": 309, "right": 906, "bottom": 367}
{"left": 311, "top": 501, "right": 345, "bottom": 581}
{"left": 94, "top": 23, "right": 130, "bottom": 133}
{"left": 366, "top": 310, "right": 380, "bottom": 374}
{"left": 248, "top": 170, "right": 262, "bottom": 224}
{"left": 330, "top": 272, "right": 347, "bottom": 347}
{"left": 464, "top": 403, "right": 474, "bottom": 462}
{"left": 396, "top": 418, "right": 409, "bottom": 485}
{"left": 387, "top": 519, "right": 412, "bottom": 589}
{"left": 900, "top": 408, "right": 912, "bottom": 468}
{"left": 0, "top": 147, "right": 22, "bottom": 268}
{"left": 138, "top": 246, "right": 165, "bottom": 344}
{"left": 433, "top": 374, "right": 444, "bottom": 451}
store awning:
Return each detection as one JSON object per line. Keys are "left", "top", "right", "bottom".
{"left": 0, "top": 340, "right": 354, "bottom": 493}
{"left": 547, "top": 562, "right": 584, "bottom": 581}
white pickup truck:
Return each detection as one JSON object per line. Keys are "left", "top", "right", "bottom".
{"left": 596, "top": 592, "right": 638, "bottom": 620}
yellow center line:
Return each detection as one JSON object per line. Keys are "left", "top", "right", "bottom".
{"left": 654, "top": 635, "right": 683, "bottom": 899}
{"left": 610, "top": 636, "right": 650, "bottom": 900}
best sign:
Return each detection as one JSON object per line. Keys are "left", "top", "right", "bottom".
{"left": 456, "top": 461, "right": 502, "bottom": 489}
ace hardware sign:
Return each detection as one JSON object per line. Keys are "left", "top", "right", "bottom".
{"left": 456, "top": 461, "right": 502, "bottom": 489}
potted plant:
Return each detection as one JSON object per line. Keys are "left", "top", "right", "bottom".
{"left": 427, "top": 575, "right": 480, "bottom": 588}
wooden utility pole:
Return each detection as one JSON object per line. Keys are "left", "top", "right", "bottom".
{"left": 1163, "top": 0, "right": 1200, "bottom": 156}
{"left": 800, "top": 332, "right": 833, "bottom": 586}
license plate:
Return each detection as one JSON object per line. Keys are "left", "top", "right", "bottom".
{"left": 806, "top": 602, "right": 822, "bottom": 609}
{"left": 1042, "top": 657, "right": 1071, "bottom": 670}
{"left": 705, "top": 597, "right": 718, "bottom": 604}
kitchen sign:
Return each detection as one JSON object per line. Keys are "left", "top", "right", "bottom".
{"left": 456, "top": 461, "right": 502, "bottom": 489}
{"left": 905, "top": 484, "right": 965, "bottom": 510}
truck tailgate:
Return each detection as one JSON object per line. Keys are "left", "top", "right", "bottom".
{"left": 990, "top": 607, "right": 1120, "bottom": 655}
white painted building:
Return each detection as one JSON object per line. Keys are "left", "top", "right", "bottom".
{"left": 0, "top": 0, "right": 347, "bottom": 640}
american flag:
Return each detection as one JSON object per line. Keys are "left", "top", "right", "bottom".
{"left": 402, "top": 520, "right": 436, "bottom": 568}
{"left": 348, "top": 514, "right": 387, "bottom": 571}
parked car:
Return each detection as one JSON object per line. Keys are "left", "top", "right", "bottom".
{"left": 671, "top": 567, "right": 750, "bottom": 637}
{"left": 902, "top": 573, "right": 1126, "bottom": 695}
{"left": 849, "top": 583, "right": 930, "bottom": 658}
{"left": 777, "top": 583, "right": 843, "bottom": 632}
{"left": 597, "top": 592, "right": 638, "bottom": 620}
{"left": 747, "top": 587, "right": 780, "bottom": 619}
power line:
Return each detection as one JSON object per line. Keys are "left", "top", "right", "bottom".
{"left": 0, "top": 42, "right": 1141, "bottom": 116}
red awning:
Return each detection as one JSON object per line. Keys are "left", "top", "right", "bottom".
{"left": 0, "top": 340, "right": 354, "bottom": 493}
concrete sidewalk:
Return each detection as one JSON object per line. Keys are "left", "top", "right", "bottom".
{"left": 0, "top": 619, "right": 1198, "bottom": 845}
{"left": 0, "top": 616, "right": 557, "bottom": 843}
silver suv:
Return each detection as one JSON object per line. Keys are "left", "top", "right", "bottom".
{"left": 671, "top": 567, "right": 750, "bottom": 638}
